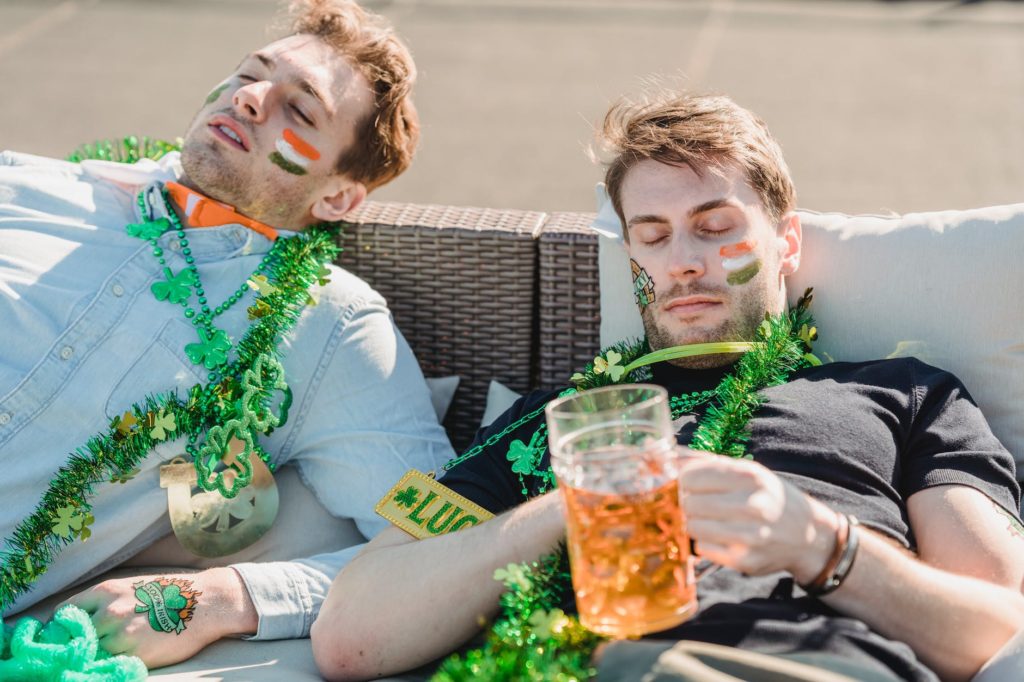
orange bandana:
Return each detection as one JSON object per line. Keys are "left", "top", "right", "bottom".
{"left": 165, "top": 182, "right": 278, "bottom": 242}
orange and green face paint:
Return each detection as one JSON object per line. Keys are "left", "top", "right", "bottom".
{"left": 204, "top": 83, "right": 229, "bottom": 106}
{"left": 269, "top": 128, "right": 320, "bottom": 177}
{"left": 630, "top": 258, "right": 656, "bottom": 311}
{"left": 720, "top": 240, "right": 760, "bottom": 285}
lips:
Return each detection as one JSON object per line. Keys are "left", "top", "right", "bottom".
{"left": 663, "top": 296, "right": 722, "bottom": 316}
{"left": 207, "top": 115, "right": 250, "bottom": 151}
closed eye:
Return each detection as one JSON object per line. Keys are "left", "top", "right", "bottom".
{"left": 238, "top": 74, "right": 256, "bottom": 82}
{"left": 291, "top": 105, "right": 314, "bottom": 126}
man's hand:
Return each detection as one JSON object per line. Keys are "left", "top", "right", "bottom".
{"left": 678, "top": 451, "right": 839, "bottom": 583}
{"left": 61, "top": 566, "right": 258, "bottom": 669}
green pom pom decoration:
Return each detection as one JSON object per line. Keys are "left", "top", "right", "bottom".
{"left": 0, "top": 604, "right": 147, "bottom": 680}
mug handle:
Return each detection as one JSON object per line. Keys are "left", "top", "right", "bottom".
{"left": 690, "top": 540, "right": 722, "bottom": 580}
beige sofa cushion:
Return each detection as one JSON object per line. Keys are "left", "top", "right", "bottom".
{"left": 595, "top": 189, "right": 1024, "bottom": 480}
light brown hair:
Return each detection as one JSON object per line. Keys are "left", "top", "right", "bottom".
{"left": 600, "top": 92, "right": 796, "bottom": 232}
{"left": 289, "top": 0, "right": 419, "bottom": 190}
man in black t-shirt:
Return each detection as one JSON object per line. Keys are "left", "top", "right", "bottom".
{"left": 311, "top": 93, "right": 1024, "bottom": 682}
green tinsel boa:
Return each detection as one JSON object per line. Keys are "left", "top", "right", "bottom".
{"left": 0, "top": 139, "right": 342, "bottom": 611}
{"left": 434, "top": 290, "right": 819, "bottom": 681}
{"left": 0, "top": 605, "right": 146, "bottom": 681}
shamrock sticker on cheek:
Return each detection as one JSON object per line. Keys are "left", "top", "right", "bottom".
{"left": 630, "top": 258, "right": 656, "bottom": 312}
{"left": 133, "top": 577, "right": 202, "bottom": 635}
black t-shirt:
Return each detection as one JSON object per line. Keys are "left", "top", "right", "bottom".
{"left": 440, "top": 358, "right": 1022, "bottom": 681}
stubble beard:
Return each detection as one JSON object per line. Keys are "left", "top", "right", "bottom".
{"left": 641, "top": 279, "right": 776, "bottom": 369}
{"left": 179, "top": 113, "right": 309, "bottom": 229}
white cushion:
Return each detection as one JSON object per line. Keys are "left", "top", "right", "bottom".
{"left": 482, "top": 380, "right": 524, "bottom": 429}
{"left": 594, "top": 184, "right": 1024, "bottom": 477}
{"left": 425, "top": 375, "right": 461, "bottom": 421}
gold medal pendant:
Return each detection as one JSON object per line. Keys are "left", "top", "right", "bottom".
{"left": 159, "top": 438, "right": 278, "bottom": 557}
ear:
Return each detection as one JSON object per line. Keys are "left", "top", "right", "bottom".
{"left": 776, "top": 212, "right": 802, "bottom": 276}
{"left": 310, "top": 178, "right": 367, "bottom": 223}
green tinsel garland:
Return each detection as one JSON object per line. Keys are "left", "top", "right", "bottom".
{"left": 65, "top": 136, "right": 182, "bottom": 165}
{"left": 0, "top": 141, "right": 343, "bottom": 611}
{"left": 434, "top": 290, "right": 819, "bottom": 681}
{"left": 0, "top": 604, "right": 146, "bottom": 680}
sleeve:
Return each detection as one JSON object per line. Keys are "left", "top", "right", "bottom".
{"left": 231, "top": 295, "right": 456, "bottom": 640}
{"left": 901, "top": 359, "right": 1022, "bottom": 516}
{"left": 438, "top": 389, "right": 559, "bottom": 514}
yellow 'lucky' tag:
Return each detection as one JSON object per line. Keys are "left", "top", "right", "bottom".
{"left": 375, "top": 470, "right": 494, "bottom": 539}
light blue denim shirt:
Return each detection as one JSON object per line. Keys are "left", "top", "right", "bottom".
{"left": 0, "top": 151, "right": 454, "bottom": 638}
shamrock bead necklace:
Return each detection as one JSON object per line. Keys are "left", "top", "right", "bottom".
{"left": 130, "top": 189, "right": 282, "bottom": 382}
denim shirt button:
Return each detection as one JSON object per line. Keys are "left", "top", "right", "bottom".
{"left": 0, "top": 413, "right": 10, "bottom": 426}
{"left": 111, "top": 283, "right": 125, "bottom": 297}
{"left": 60, "top": 346, "right": 74, "bottom": 360}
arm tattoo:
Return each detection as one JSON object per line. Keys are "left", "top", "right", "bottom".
{"left": 133, "top": 577, "right": 202, "bottom": 634}
{"left": 991, "top": 501, "right": 1024, "bottom": 540}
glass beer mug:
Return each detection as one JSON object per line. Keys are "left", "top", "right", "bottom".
{"left": 546, "top": 384, "right": 708, "bottom": 638}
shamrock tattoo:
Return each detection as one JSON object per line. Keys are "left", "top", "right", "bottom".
{"left": 151, "top": 267, "right": 197, "bottom": 305}
{"left": 630, "top": 258, "right": 656, "bottom": 311}
{"left": 185, "top": 327, "right": 232, "bottom": 369}
{"left": 393, "top": 486, "right": 419, "bottom": 509}
{"left": 134, "top": 577, "right": 201, "bottom": 635}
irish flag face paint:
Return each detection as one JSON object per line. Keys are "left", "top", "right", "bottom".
{"left": 720, "top": 239, "right": 761, "bottom": 286}
{"left": 269, "top": 128, "right": 321, "bottom": 177}
{"left": 204, "top": 83, "right": 229, "bottom": 106}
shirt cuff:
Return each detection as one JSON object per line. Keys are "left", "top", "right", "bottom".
{"left": 231, "top": 560, "right": 315, "bottom": 640}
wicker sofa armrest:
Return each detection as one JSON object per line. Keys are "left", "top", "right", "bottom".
{"left": 339, "top": 201, "right": 600, "bottom": 450}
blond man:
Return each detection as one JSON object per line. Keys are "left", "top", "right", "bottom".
{"left": 0, "top": 0, "right": 453, "bottom": 668}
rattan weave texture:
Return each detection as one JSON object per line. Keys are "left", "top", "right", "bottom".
{"left": 338, "top": 202, "right": 546, "bottom": 449}
{"left": 537, "top": 212, "right": 601, "bottom": 390}
{"left": 337, "top": 202, "right": 601, "bottom": 450}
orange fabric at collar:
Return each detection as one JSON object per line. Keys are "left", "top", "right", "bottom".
{"left": 165, "top": 181, "right": 279, "bottom": 242}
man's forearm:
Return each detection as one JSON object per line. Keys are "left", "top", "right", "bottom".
{"left": 311, "top": 491, "right": 565, "bottom": 682}
{"left": 819, "top": 528, "right": 1024, "bottom": 682}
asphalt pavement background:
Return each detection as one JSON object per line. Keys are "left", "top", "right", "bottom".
{"left": 1, "top": 0, "right": 1021, "bottom": 214}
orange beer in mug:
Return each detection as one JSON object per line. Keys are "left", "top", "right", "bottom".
{"left": 547, "top": 385, "right": 696, "bottom": 638}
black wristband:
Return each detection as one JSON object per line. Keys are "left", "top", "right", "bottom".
{"left": 805, "top": 515, "right": 860, "bottom": 597}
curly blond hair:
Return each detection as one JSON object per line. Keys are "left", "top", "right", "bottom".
{"left": 289, "top": 0, "right": 419, "bottom": 190}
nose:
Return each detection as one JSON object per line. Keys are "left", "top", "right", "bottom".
{"left": 232, "top": 81, "right": 272, "bottom": 123}
{"left": 666, "top": 235, "right": 706, "bottom": 281}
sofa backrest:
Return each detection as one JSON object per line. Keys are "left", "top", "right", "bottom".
{"left": 338, "top": 202, "right": 601, "bottom": 450}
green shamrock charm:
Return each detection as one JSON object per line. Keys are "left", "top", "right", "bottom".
{"left": 493, "top": 563, "right": 531, "bottom": 591}
{"left": 185, "top": 327, "right": 232, "bottom": 369}
{"left": 194, "top": 419, "right": 255, "bottom": 498}
{"left": 247, "top": 299, "right": 272, "bottom": 320}
{"left": 247, "top": 274, "right": 278, "bottom": 297}
{"left": 316, "top": 265, "right": 332, "bottom": 286}
{"left": 593, "top": 350, "right": 624, "bottom": 382}
{"left": 126, "top": 217, "right": 170, "bottom": 241}
{"left": 110, "top": 467, "right": 141, "bottom": 485}
{"left": 149, "top": 409, "right": 177, "bottom": 441}
{"left": 51, "top": 506, "right": 94, "bottom": 541}
{"left": 527, "top": 607, "right": 569, "bottom": 640}
{"left": 506, "top": 430, "right": 543, "bottom": 476}
{"left": 393, "top": 486, "right": 419, "bottom": 508}
{"left": 240, "top": 354, "right": 291, "bottom": 432}
{"left": 151, "top": 267, "right": 197, "bottom": 305}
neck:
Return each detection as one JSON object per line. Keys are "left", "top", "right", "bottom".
{"left": 164, "top": 180, "right": 280, "bottom": 241}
